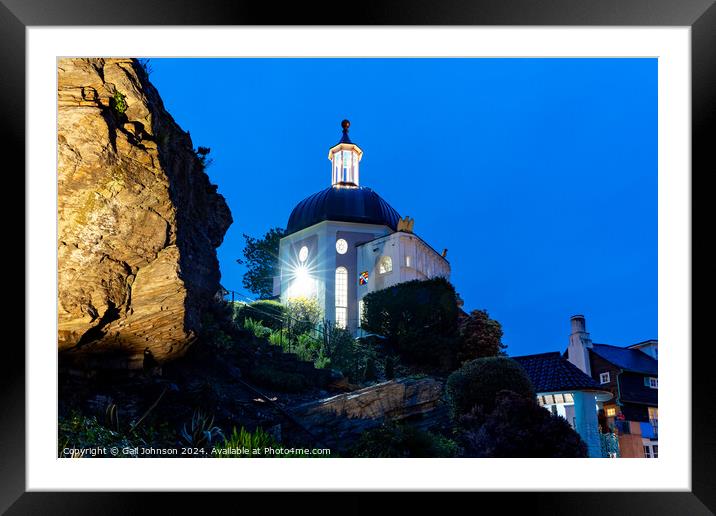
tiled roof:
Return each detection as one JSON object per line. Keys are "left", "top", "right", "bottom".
{"left": 591, "top": 344, "right": 658, "bottom": 375}
{"left": 512, "top": 352, "right": 602, "bottom": 393}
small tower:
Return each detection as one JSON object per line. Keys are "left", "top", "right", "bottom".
{"left": 329, "top": 119, "right": 363, "bottom": 187}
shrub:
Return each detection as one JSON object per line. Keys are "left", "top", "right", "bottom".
{"left": 458, "top": 309, "right": 507, "bottom": 362}
{"left": 446, "top": 356, "right": 535, "bottom": 418}
{"left": 243, "top": 317, "right": 272, "bottom": 339}
{"left": 457, "top": 390, "right": 588, "bottom": 458}
{"left": 350, "top": 422, "right": 458, "bottom": 458}
{"left": 235, "top": 300, "right": 286, "bottom": 331}
{"left": 180, "top": 410, "right": 223, "bottom": 449}
{"left": 58, "top": 411, "right": 136, "bottom": 457}
{"left": 285, "top": 297, "right": 321, "bottom": 335}
{"left": 110, "top": 90, "right": 127, "bottom": 116}
{"left": 361, "top": 278, "right": 460, "bottom": 371}
{"left": 321, "top": 325, "right": 374, "bottom": 383}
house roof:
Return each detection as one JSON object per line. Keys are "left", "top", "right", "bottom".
{"left": 512, "top": 352, "right": 603, "bottom": 393}
{"left": 591, "top": 343, "right": 658, "bottom": 375}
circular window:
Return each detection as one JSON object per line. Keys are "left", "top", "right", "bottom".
{"left": 336, "top": 238, "right": 348, "bottom": 255}
{"left": 298, "top": 246, "right": 309, "bottom": 263}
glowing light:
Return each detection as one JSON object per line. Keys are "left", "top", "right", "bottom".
{"left": 290, "top": 263, "right": 314, "bottom": 298}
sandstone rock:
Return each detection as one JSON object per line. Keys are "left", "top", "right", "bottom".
{"left": 57, "top": 58, "right": 232, "bottom": 368}
{"left": 290, "top": 377, "right": 445, "bottom": 450}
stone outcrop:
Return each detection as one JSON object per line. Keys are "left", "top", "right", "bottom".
{"left": 57, "top": 58, "right": 232, "bottom": 368}
{"left": 290, "top": 377, "right": 446, "bottom": 450}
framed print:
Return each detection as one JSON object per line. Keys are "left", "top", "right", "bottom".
{"left": 5, "top": 0, "right": 715, "bottom": 512}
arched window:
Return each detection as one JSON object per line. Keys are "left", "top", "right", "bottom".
{"left": 378, "top": 255, "right": 393, "bottom": 274}
{"left": 335, "top": 267, "right": 348, "bottom": 328}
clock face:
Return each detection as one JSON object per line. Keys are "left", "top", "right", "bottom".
{"left": 298, "top": 246, "right": 309, "bottom": 263}
{"left": 336, "top": 238, "right": 348, "bottom": 255}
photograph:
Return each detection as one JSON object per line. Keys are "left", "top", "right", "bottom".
{"left": 56, "top": 56, "right": 658, "bottom": 460}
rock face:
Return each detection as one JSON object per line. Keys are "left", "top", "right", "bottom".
{"left": 291, "top": 377, "right": 445, "bottom": 450}
{"left": 57, "top": 58, "right": 232, "bottom": 368}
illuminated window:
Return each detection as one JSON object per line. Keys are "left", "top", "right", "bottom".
{"left": 378, "top": 256, "right": 393, "bottom": 274}
{"left": 648, "top": 407, "right": 658, "bottom": 421}
{"left": 335, "top": 267, "right": 348, "bottom": 328}
{"left": 336, "top": 238, "right": 348, "bottom": 255}
{"left": 600, "top": 372, "right": 610, "bottom": 384}
{"left": 358, "top": 299, "right": 365, "bottom": 325}
{"left": 405, "top": 255, "right": 411, "bottom": 267}
{"left": 298, "top": 246, "right": 308, "bottom": 263}
{"left": 646, "top": 377, "right": 658, "bottom": 389}
{"left": 606, "top": 407, "right": 616, "bottom": 417}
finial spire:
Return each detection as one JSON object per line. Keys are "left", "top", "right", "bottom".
{"left": 339, "top": 119, "right": 352, "bottom": 144}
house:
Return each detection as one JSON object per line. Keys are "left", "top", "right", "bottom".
{"left": 276, "top": 120, "right": 450, "bottom": 333}
{"left": 565, "top": 315, "right": 658, "bottom": 458}
{"left": 512, "top": 352, "right": 613, "bottom": 458}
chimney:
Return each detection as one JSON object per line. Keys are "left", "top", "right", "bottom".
{"left": 567, "top": 314, "right": 593, "bottom": 375}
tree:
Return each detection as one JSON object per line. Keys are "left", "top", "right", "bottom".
{"left": 445, "top": 356, "right": 535, "bottom": 418}
{"left": 458, "top": 309, "right": 507, "bottom": 363}
{"left": 360, "top": 277, "right": 460, "bottom": 371}
{"left": 457, "top": 390, "right": 588, "bottom": 458}
{"left": 237, "top": 227, "right": 285, "bottom": 299}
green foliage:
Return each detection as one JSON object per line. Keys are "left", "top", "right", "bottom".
{"left": 58, "top": 411, "right": 136, "bottom": 457}
{"left": 457, "top": 390, "right": 588, "bottom": 458}
{"left": 246, "top": 365, "right": 309, "bottom": 392}
{"left": 237, "top": 227, "right": 285, "bottom": 299}
{"left": 216, "top": 426, "right": 276, "bottom": 458}
{"left": 180, "top": 410, "right": 223, "bottom": 449}
{"left": 110, "top": 90, "right": 127, "bottom": 116}
{"left": 236, "top": 300, "right": 286, "bottom": 331}
{"left": 321, "top": 325, "right": 375, "bottom": 383}
{"left": 361, "top": 277, "right": 460, "bottom": 371}
{"left": 458, "top": 309, "right": 507, "bottom": 362}
{"left": 384, "top": 355, "right": 396, "bottom": 379}
{"left": 285, "top": 297, "right": 322, "bottom": 335}
{"left": 243, "top": 317, "right": 272, "bottom": 339}
{"left": 446, "top": 357, "right": 535, "bottom": 418}
{"left": 350, "top": 422, "right": 458, "bottom": 458}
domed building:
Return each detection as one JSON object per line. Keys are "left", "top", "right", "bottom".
{"left": 277, "top": 120, "right": 450, "bottom": 333}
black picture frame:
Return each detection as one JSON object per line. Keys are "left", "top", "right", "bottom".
{"left": 4, "top": 0, "right": 713, "bottom": 513}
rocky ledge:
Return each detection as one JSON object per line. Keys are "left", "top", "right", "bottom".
{"left": 57, "top": 58, "right": 232, "bottom": 368}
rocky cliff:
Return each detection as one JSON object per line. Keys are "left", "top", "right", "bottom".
{"left": 57, "top": 58, "right": 232, "bottom": 369}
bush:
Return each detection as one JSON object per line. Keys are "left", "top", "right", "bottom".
{"left": 321, "top": 325, "right": 376, "bottom": 383}
{"left": 285, "top": 297, "right": 321, "bottom": 336}
{"left": 58, "top": 411, "right": 136, "bottom": 457}
{"left": 110, "top": 90, "right": 127, "bottom": 116}
{"left": 446, "top": 356, "right": 535, "bottom": 418}
{"left": 458, "top": 309, "right": 507, "bottom": 362}
{"left": 350, "top": 422, "right": 458, "bottom": 458}
{"left": 235, "top": 300, "right": 286, "bottom": 331}
{"left": 361, "top": 278, "right": 460, "bottom": 371}
{"left": 243, "top": 317, "right": 272, "bottom": 339}
{"left": 457, "top": 390, "right": 588, "bottom": 458}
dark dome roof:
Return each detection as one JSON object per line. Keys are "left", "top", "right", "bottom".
{"left": 286, "top": 186, "right": 401, "bottom": 235}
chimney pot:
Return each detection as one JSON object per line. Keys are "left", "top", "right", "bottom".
{"left": 570, "top": 314, "right": 586, "bottom": 334}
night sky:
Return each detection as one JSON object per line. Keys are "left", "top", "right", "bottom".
{"left": 147, "top": 58, "right": 657, "bottom": 357}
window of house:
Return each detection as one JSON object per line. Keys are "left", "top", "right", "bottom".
{"left": 652, "top": 445, "right": 658, "bottom": 458}
{"left": 643, "top": 446, "right": 652, "bottom": 458}
{"left": 600, "top": 372, "right": 610, "bottom": 384}
{"left": 606, "top": 406, "right": 616, "bottom": 417}
{"left": 645, "top": 377, "right": 658, "bottom": 389}
{"left": 335, "top": 267, "right": 348, "bottom": 329}
{"left": 358, "top": 299, "right": 364, "bottom": 325}
{"left": 378, "top": 255, "right": 393, "bottom": 274}
{"left": 405, "top": 255, "right": 411, "bottom": 267}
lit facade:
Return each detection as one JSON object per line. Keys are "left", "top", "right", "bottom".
{"left": 277, "top": 120, "right": 450, "bottom": 333}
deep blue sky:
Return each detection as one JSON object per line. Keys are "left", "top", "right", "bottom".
{"left": 148, "top": 58, "right": 657, "bottom": 357}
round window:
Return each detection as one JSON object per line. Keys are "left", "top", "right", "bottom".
{"left": 298, "top": 246, "right": 309, "bottom": 263}
{"left": 336, "top": 238, "right": 348, "bottom": 255}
